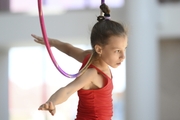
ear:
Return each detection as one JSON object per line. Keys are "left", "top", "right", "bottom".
{"left": 94, "top": 44, "right": 102, "bottom": 55}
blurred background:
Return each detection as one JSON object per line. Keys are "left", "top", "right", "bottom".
{"left": 0, "top": 0, "right": 180, "bottom": 120}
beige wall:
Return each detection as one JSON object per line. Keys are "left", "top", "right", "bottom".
{"left": 159, "top": 39, "right": 180, "bottom": 120}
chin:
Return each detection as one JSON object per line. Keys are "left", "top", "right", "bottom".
{"left": 110, "top": 65, "right": 119, "bottom": 68}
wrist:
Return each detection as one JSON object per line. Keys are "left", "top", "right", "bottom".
{"left": 50, "top": 39, "right": 56, "bottom": 47}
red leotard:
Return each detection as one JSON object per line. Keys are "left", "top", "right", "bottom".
{"left": 75, "top": 55, "right": 113, "bottom": 120}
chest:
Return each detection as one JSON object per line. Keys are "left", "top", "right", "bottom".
{"left": 83, "top": 70, "right": 112, "bottom": 90}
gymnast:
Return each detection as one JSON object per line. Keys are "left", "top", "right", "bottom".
{"left": 32, "top": 2, "right": 128, "bottom": 120}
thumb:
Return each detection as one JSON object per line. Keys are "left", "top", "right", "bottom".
{"left": 50, "top": 109, "right": 56, "bottom": 116}
{"left": 49, "top": 102, "right": 56, "bottom": 116}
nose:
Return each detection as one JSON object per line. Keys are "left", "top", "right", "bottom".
{"left": 120, "top": 51, "right": 125, "bottom": 60}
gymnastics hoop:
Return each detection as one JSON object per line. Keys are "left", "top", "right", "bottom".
{"left": 37, "top": 0, "right": 105, "bottom": 78}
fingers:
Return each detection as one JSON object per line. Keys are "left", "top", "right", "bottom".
{"left": 49, "top": 101, "right": 55, "bottom": 110}
{"left": 49, "top": 102, "right": 56, "bottom": 116}
{"left": 38, "top": 102, "right": 48, "bottom": 110}
{"left": 34, "top": 39, "right": 44, "bottom": 44}
{"left": 31, "top": 34, "right": 43, "bottom": 40}
{"left": 31, "top": 34, "right": 40, "bottom": 39}
{"left": 38, "top": 102, "right": 56, "bottom": 116}
{"left": 38, "top": 103, "right": 45, "bottom": 110}
{"left": 38, "top": 102, "right": 55, "bottom": 110}
{"left": 31, "top": 34, "right": 45, "bottom": 45}
{"left": 31, "top": 34, "right": 35, "bottom": 37}
{"left": 31, "top": 34, "right": 42, "bottom": 40}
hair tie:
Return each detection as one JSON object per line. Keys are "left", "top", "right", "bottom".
{"left": 104, "top": 13, "right": 110, "bottom": 20}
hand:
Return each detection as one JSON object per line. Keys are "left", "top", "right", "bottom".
{"left": 38, "top": 101, "right": 56, "bottom": 116}
{"left": 31, "top": 34, "right": 46, "bottom": 45}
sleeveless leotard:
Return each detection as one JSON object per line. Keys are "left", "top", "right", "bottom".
{"left": 75, "top": 54, "right": 113, "bottom": 120}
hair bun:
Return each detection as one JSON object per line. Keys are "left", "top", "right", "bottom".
{"left": 97, "top": 3, "right": 111, "bottom": 22}
{"left": 97, "top": 3, "right": 110, "bottom": 21}
{"left": 100, "top": 3, "right": 110, "bottom": 15}
{"left": 97, "top": 16, "right": 105, "bottom": 22}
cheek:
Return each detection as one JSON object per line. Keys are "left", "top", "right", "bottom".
{"left": 102, "top": 53, "right": 118, "bottom": 62}
{"left": 102, "top": 49, "right": 119, "bottom": 62}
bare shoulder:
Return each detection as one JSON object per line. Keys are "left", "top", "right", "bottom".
{"left": 72, "top": 68, "right": 98, "bottom": 85}
{"left": 80, "top": 67, "right": 98, "bottom": 79}
{"left": 64, "top": 68, "right": 98, "bottom": 95}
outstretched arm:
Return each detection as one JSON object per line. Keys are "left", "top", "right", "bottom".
{"left": 31, "top": 34, "right": 92, "bottom": 63}
{"left": 38, "top": 68, "right": 97, "bottom": 115}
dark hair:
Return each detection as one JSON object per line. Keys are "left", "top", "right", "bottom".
{"left": 91, "top": 20, "right": 126, "bottom": 48}
{"left": 79, "top": 3, "right": 127, "bottom": 76}
{"left": 91, "top": 3, "right": 127, "bottom": 49}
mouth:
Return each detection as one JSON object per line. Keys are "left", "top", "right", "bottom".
{"left": 116, "top": 62, "right": 121, "bottom": 65}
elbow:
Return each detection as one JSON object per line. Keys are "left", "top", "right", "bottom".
{"left": 62, "top": 86, "right": 76, "bottom": 98}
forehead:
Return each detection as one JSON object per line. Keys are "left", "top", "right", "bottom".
{"left": 105, "top": 36, "right": 128, "bottom": 49}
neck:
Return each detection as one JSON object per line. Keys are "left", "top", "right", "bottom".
{"left": 92, "top": 58, "right": 109, "bottom": 70}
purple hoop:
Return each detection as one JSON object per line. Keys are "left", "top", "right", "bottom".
{"left": 101, "top": 0, "right": 105, "bottom": 4}
{"left": 37, "top": 0, "right": 105, "bottom": 78}
{"left": 37, "top": 0, "right": 79, "bottom": 78}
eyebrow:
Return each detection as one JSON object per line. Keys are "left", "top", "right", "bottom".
{"left": 111, "top": 46, "right": 127, "bottom": 50}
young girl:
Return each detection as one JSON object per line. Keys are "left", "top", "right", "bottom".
{"left": 32, "top": 3, "right": 127, "bottom": 120}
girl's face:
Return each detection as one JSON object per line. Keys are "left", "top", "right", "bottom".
{"left": 101, "top": 35, "right": 128, "bottom": 68}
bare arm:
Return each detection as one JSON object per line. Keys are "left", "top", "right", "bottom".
{"left": 51, "top": 39, "right": 92, "bottom": 62}
{"left": 38, "top": 68, "right": 97, "bottom": 115}
{"left": 31, "top": 34, "right": 92, "bottom": 62}
{"left": 48, "top": 68, "right": 97, "bottom": 104}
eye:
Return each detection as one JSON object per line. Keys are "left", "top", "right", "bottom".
{"left": 115, "top": 50, "right": 120, "bottom": 53}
